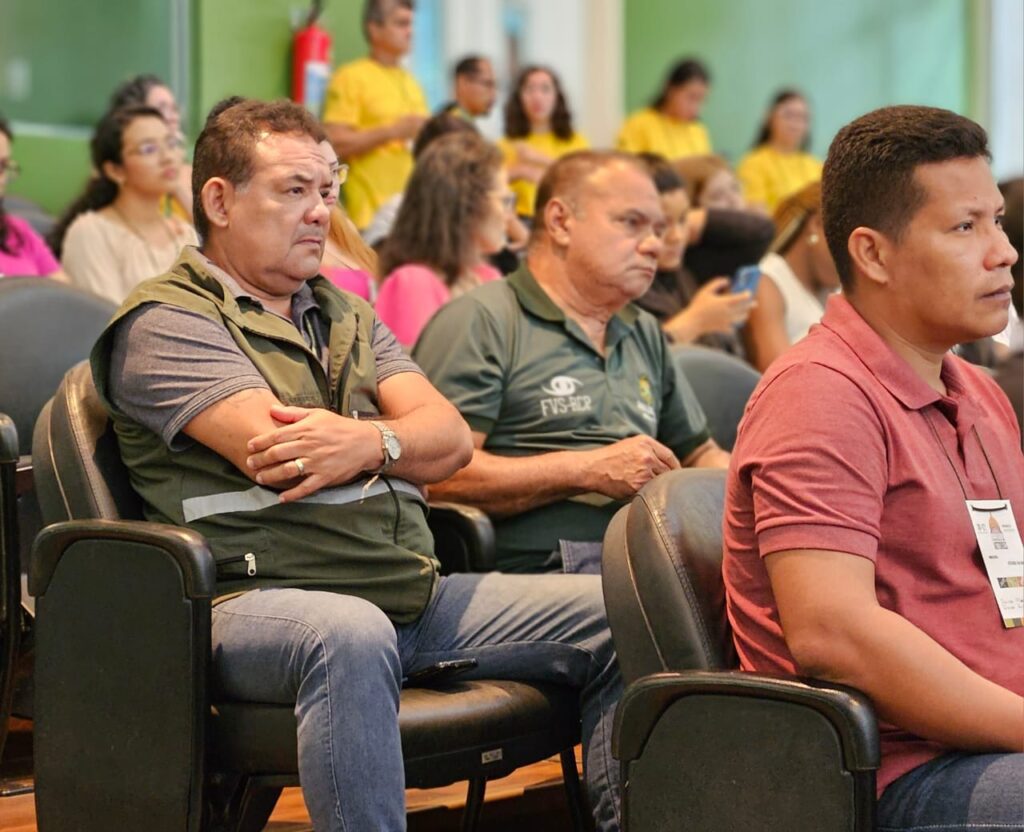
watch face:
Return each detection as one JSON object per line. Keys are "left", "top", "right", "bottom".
{"left": 384, "top": 433, "right": 402, "bottom": 460}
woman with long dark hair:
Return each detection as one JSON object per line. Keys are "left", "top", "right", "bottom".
{"left": 0, "top": 115, "right": 66, "bottom": 279}
{"left": 617, "top": 57, "right": 713, "bottom": 160}
{"left": 376, "top": 132, "right": 511, "bottom": 347}
{"left": 109, "top": 74, "right": 194, "bottom": 220}
{"left": 737, "top": 89, "right": 822, "bottom": 212}
{"left": 50, "top": 105, "right": 197, "bottom": 304}
{"left": 499, "top": 65, "right": 588, "bottom": 218}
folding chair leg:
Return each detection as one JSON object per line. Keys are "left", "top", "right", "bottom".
{"left": 460, "top": 777, "right": 486, "bottom": 832}
{"left": 560, "top": 747, "right": 591, "bottom": 832}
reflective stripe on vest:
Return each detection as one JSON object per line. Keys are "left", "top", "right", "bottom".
{"left": 182, "top": 477, "right": 425, "bottom": 523}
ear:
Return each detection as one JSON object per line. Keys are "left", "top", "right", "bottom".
{"left": 847, "top": 226, "right": 893, "bottom": 289}
{"left": 200, "top": 177, "right": 234, "bottom": 230}
{"left": 101, "top": 160, "right": 125, "bottom": 188}
{"left": 543, "top": 197, "right": 573, "bottom": 247}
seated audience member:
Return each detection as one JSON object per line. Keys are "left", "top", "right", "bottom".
{"left": 363, "top": 111, "right": 479, "bottom": 248}
{"left": 376, "top": 132, "right": 509, "bottom": 347}
{"left": 109, "top": 73, "right": 194, "bottom": 220}
{"left": 91, "top": 99, "right": 623, "bottom": 832}
{"left": 319, "top": 140, "right": 379, "bottom": 300}
{"left": 676, "top": 154, "right": 747, "bottom": 212}
{"left": 415, "top": 151, "right": 729, "bottom": 574}
{"left": 723, "top": 106, "right": 1023, "bottom": 831}
{"left": 499, "top": 66, "right": 589, "bottom": 218}
{"left": 995, "top": 176, "right": 1023, "bottom": 438}
{"left": 322, "top": 0, "right": 428, "bottom": 230}
{"left": 50, "top": 106, "right": 197, "bottom": 304}
{"left": 617, "top": 58, "right": 713, "bottom": 160}
{"left": 737, "top": 89, "right": 823, "bottom": 213}
{"left": 442, "top": 55, "right": 498, "bottom": 121}
{"left": 635, "top": 153, "right": 754, "bottom": 349}
{"left": 0, "top": 115, "right": 66, "bottom": 280}
{"left": 743, "top": 180, "right": 839, "bottom": 372}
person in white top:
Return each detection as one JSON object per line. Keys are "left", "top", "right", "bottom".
{"left": 743, "top": 180, "right": 839, "bottom": 371}
{"left": 49, "top": 105, "right": 197, "bottom": 305}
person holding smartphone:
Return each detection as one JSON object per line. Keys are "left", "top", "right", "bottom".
{"left": 743, "top": 180, "right": 840, "bottom": 372}
{"left": 634, "top": 153, "right": 757, "bottom": 350}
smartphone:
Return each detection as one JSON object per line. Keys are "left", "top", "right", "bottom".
{"left": 732, "top": 265, "right": 762, "bottom": 295}
{"left": 402, "top": 658, "right": 479, "bottom": 688}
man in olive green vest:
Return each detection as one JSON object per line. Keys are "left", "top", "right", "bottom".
{"left": 416, "top": 150, "right": 730, "bottom": 573}
{"left": 91, "top": 99, "right": 623, "bottom": 832}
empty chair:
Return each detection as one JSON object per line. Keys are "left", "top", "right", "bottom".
{"left": 672, "top": 345, "right": 760, "bottom": 450}
{"left": 602, "top": 468, "right": 879, "bottom": 831}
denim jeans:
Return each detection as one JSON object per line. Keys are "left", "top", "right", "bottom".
{"left": 211, "top": 572, "right": 622, "bottom": 832}
{"left": 878, "top": 752, "right": 1024, "bottom": 831}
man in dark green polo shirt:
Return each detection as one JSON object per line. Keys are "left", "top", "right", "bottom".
{"left": 415, "top": 150, "right": 729, "bottom": 572}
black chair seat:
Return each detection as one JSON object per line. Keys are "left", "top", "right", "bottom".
{"left": 211, "top": 680, "right": 580, "bottom": 788}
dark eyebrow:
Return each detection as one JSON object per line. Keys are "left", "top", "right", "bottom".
{"left": 965, "top": 202, "right": 1005, "bottom": 219}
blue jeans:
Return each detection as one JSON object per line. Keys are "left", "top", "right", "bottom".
{"left": 878, "top": 752, "right": 1024, "bottom": 831}
{"left": 211, "top": 573, "right": 622, "bottom": 831}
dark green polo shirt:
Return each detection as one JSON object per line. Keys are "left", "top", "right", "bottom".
{"left": 414, "top": 265, "right": 710, "bottom": 572}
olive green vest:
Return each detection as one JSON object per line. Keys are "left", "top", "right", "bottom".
{"left": 91, "top": 250, "right": 438, "bottom": 622}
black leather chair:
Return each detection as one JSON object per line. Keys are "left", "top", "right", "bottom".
{"left": 602, "top": 468, "right": 879, "bottom": 831}
{"left": 672, "top": 346, "right": 761, "bottom": 451}
{"left": 30, "top": 362, "right": 588, "bottom": 832}
{"left": 0, "top": 278, "right": 116, "bottom": 765}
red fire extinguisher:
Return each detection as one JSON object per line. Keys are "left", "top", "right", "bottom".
{"left": 292, "top": 0, "right": 332, "bottom": 115}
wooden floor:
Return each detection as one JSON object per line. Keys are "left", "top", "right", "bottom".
{"left": 0, "top": 719, "right": 585, "bottom": 832}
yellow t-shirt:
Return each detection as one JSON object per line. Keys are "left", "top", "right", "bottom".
{"left": 499, "top": 131, "right": 591, "bottom": 217}
{"left": 616, "top": 108, "right": 712, "bottom": 159}
{"left": 736, "top": 146, "right": 823, "bottom": 212}
{"left": 322, "top": 57, "right": 428, "bottom": 229}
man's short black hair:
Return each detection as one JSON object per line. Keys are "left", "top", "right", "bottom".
{"left": 362, "top": 0, "right": 414, "bottom": 40}
{"left": 822, "top": 105, "right": 990, "bottom": 291}
{"left": 453, "top": 55, "right": 487, "bottom": 80}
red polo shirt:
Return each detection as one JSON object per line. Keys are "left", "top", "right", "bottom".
{"left": 723, "top": 294, "right": 1024, "bottom": 795}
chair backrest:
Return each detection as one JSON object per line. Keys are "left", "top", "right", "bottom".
{"left": 0, "top": 278, "right": 116, "bottom": 456}
{"left": 673, "top": 346, "right": 760, "bottom": 451}
{"left": 602, "top": 468, "right": 735, "bottom": 685}
{"left": 32, "top": 362, "right": 144, "bottom": 525}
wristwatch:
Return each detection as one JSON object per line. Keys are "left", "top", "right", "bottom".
{"left": 369, "top": 421, "right": 401, "bottom": 472}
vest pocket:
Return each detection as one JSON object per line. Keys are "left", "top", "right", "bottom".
{"left": 211, "top": 530, "right": 273, "bottom": 580}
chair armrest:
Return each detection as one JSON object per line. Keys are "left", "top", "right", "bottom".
{"left": 30, "top": 519, "right": 215, "bottom": 599}
{"left": 31, "top": 519, "right": 214, "bottom": 828}
{"left": 614, "top": 670, "right": 879, "bottom": 771}
{"left": 614, "top": 671, "right": 879, "bottom": 832}
{"left": 427, "top": 501, "right": 497, "bottom": 574}
{"left": 0, "top": 414, "right": 16, "bottom": 465}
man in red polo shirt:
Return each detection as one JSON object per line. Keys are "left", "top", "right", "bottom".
{"left": 723, "top": 105, "right": 1023, "bottom": 830}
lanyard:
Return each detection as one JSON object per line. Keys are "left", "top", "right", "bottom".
{"left": 923, "top": 411, "right": 1004, "bottom": 501}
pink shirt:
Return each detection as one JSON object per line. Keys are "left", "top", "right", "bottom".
{"left": 321, "top": 266, "right": 376, "bottom": 302}
{"left": 723, "top": 294, "right": 1024, "bottom": 795}
{"left": 375, "top": 262, "right": 501, "bottom": 348}
{"left": 0, "top": 215, "right": 60, "bottom": 277}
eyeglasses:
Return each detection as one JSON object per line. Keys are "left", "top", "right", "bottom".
{"left": 332, "top": 163, "right": 350, "bottom": 186}
{"left": 0, "top": 159, "right": 21, "bottom": 180}
{"left": 469, "top": 76, "right": 497, "bottom": 90}
{"left": 125, "top": 136, "right": 185, "bottom": 159}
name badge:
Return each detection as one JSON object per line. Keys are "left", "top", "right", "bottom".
{"left": 967, "top": 500, "right": 1024, "bottom": 629}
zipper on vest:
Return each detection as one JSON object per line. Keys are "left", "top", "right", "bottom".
{"left": 218, "top": 552, "right": 257, "bottom": 576}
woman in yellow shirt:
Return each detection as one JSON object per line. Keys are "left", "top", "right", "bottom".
{"left": 736, "top": 89, "right": 823, "bottom": 213}
{"left": 499, "top": 66, "right": 589, "bottom": 218}
{"left": 617, "top": 58, "right": 713, "bottom": 161}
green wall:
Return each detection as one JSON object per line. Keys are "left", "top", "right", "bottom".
{"left": 6, "top": 0, "right": 368, "bottom": 215}
{"left": 190, "top": 0, "right": 366, "bottom": 136}
{"left": 624, "top": 0, "right": 974, "bottom": 165}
